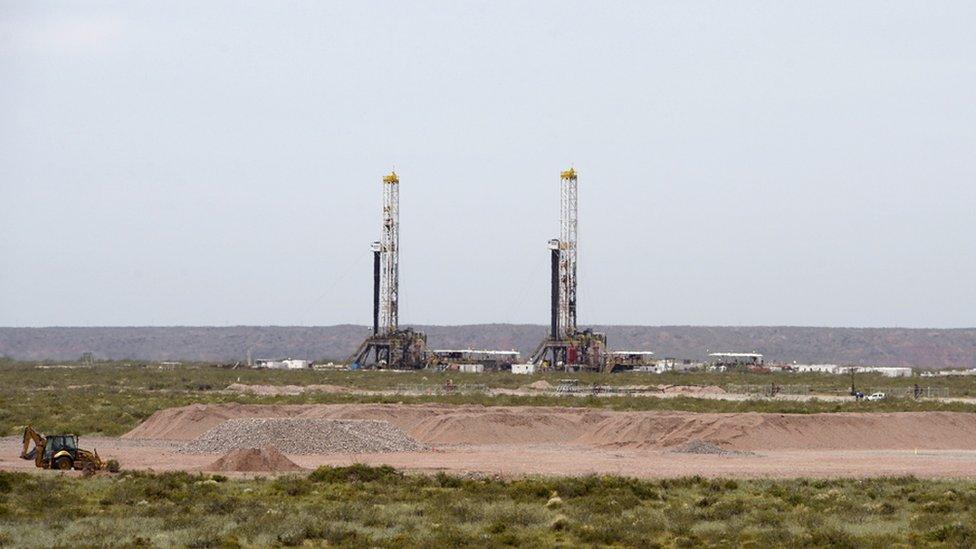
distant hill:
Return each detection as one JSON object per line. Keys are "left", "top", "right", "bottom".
{"left": 1, "top": 325, "right": 974, "bottom": 369}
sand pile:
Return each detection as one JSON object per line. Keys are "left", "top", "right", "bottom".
{"left": 526, "top": 380, "right": 554, "bottom": 391}
{"left": 400, "top": 408, "right": 604, "bottom": 445}
{"left": 181, "top": 418, "right": 425, "bottom": 454}
{"left": 127, "top": 404, "right": 976, "bottom": 452}
{"left": 124, "top": 403, "right": 309, "bottom": 440}
{"left": 205, "top": 446, "right": 303, "bottom": 472}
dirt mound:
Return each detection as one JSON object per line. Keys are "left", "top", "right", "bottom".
{"left": 577, "top": 411, "right": 976, "bottom": 451}
{"left": 181, "top": 418, "right": 425, "bottom": 454}
{"left": 127, "top": 404, "right": 976, "bottom": 451}
{"left": 526, "top": 380, "right": 553, "bottom": 391}
{"left": 124, "top": 403, "right": 310, "bottom": 440}
{"left": 400, "top": 408, "right": 604, "bottom": 445}
{"left": 205, "top": 446, "right": 303, "bottom": 472}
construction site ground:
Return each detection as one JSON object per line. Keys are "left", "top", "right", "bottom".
{"left": 223, "top": 381, "right": 976, "bottom": 404}
{"left": 5, "top": 403, "right": 976, "bottom": 479}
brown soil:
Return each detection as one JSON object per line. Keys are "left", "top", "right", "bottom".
{"left": 124, "top": 403, "right": 976, "bottom": 451}
{"left": 7, "top": 402, "right": 976, "bottom": 479}
{"left": 205, "top": 446, "right": 303, "bottom": 472}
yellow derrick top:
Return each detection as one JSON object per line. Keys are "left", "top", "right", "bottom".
{"left": 383, "top": 171, "right": 399, "bottom": 184}
{"left": 560, "top": 168, "right": 577, "bottom": 180}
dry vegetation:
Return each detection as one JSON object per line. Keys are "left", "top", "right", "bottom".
{"left": 1, "top": 467, "right": 975, "bottom": 547}
{"left": 4, "top": 359, "right": 976, "bottom": 437}
{"left": 4, "top": 360, "right": 976, "bottom": 546}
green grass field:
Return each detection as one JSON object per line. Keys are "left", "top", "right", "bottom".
{"left": 1, "top": 466, "right": 974, "bottom": 547}
{"left": 3, "top": 360, "right": 976, "bottom": 437}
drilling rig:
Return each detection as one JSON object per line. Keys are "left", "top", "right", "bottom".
{"left": 347, "top": 171, "right": 430, "bottom": 369}
{"left": 528, "top": 168, "right": 608, "bottom": 371}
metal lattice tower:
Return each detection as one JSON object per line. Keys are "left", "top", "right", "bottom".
{"left": 558, "top": 167, "right": 578, "bottom": 336}
{"left": 379, "top": 171, "right": 399, "bottom": 335}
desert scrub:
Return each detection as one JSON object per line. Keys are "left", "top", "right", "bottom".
{"left": 1, "top": 468, "right": 975, "bottom": 547}
{"left": 4, "top": 360, "right": 976, "bottom": 436}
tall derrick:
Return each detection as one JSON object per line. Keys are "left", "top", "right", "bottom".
{"left": 379, "top": 171, "right": 399, "bottom": 334}
{"left": 558, "top": 168, "right": 578, "bottom": 336}
{"left": 529, "top": 168, "right": 607, "bottom": 371}
{"left": 347, "top": 171, "right": 429, "bottom": 369}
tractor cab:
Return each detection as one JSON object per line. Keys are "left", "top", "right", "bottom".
{"left": 43, "top": 435, "right": 78, "bottom": 461}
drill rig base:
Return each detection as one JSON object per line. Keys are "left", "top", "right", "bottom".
{"left": 529, "top": 330, "right": 608, "bottom": 372}
{"left": 348, "top": 329, "right": 430, "bottom": 370}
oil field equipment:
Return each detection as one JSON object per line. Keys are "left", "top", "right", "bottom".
{"left": 529, "top": 168, "right": 608, "bottom": 371}
{"left": 347, "top": 171, "right": 430, "bottom": 369}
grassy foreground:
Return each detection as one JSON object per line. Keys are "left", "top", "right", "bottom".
{"left": 1, "top": 466, "right": 974, "bottom": 547}
{"left": 4, "top": 360, "right": 976, "bottom": 436}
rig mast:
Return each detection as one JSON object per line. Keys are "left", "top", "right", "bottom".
{"left": 529, "top": 168, "right": 607, "bottom": 371}
{"left": 348, "top": 171, "right": 429, "bottom": 369}
{"left": 558, "top": 168, "right": 578, "bottom": 336}
{"left": 379, "top": 171, "right": 399, "bottom": 334}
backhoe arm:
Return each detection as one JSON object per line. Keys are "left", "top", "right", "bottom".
{"left": 21, "top": 425, "right": 45, "bottom": 466}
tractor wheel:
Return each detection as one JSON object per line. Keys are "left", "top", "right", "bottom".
{"left": 54, "top": 456, "right": 74, "bottom": 470}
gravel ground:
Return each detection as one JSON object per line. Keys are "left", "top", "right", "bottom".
{"left": 674, "top": 439, "right": 755, "bottom": 456}
{"left": 180, "top": 418, "right": 426, "bottom": 454}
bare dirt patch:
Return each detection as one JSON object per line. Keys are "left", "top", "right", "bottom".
{"left": 7, "top": 402, "right": 976, "bottom": 479}
{"left": 205, "top": 446, "right": 303, "bottom": 472}
{"left": 126, "top": 403, "right": 976, "bottom": 451}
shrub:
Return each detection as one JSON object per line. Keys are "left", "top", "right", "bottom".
{"left": 0, "top": 472, "right": 15, "bottom": 493}
{"left": 309, "top": 464, "right": 400, "bottom": 484}
{"left": 434, "top": 471, "right": 462, "bottom": 488}
{"left": 272, "top": 475, "right": 312, "bottom": 497}
{"left": 925, "top": 522, "right": 974, "bottom": 545}
{"left": 549, "top": 514, "right": 569, "bottom": 531}
{"left": 106, "top": 459, "right": 121, "bottom": 473}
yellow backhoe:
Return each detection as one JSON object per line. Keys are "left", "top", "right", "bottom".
{"left": 21, "top": 425, "right": 103, "bottom": 471}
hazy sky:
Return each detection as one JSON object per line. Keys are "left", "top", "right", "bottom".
{"left": 1, "top": 1, "right": 974, "bottom": 328}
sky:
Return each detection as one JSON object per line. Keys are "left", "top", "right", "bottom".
{"left": 1, "top": 1, "right": 974, "bottom": 328}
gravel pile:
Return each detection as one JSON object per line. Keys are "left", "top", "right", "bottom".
{"left": 674, "top": 439, "right": 754, "bottom": 456}
{"left": 180, "top": 418, "right": 425, "bottom": 454}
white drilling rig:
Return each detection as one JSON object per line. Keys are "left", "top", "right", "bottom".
{"left": 348, "top": 171, "right": 429, "bottom": 369}
{"left": 558, "top": 167, "right": 579, "bottom": 336}
{"left": 529, "top": 168, "right": 607, "bottom": 371}
{"left": 378, "top": 171, "right": 399, "bottom": 335}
